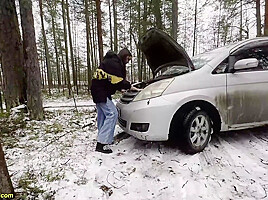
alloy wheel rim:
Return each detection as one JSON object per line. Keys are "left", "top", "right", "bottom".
{"left": 189, "top": 114, "right": 209, "bottom": 147}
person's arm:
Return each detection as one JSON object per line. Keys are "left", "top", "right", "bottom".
{"left": 116, "top": 79, "right": 131, "bottom": 90}
{"left": 130, "top": 85, "right": 142, "bottom": 91}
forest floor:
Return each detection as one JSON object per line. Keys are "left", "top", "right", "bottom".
{"left": 1, "top": 96, "right": 268, "bottom": 200}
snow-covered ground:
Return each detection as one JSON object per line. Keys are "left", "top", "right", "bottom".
{"left": 3, "top": 99, "right": 268, "bottom": 200}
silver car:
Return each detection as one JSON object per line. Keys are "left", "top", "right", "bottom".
{"left": 116, "top": 28, "right": 268, "bottom": 154}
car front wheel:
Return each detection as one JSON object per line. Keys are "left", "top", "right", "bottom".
{"left": 182, "top": 109, "right": 212, "bottom": 154}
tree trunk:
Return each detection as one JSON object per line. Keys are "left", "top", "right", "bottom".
{"left": 138, "top": 0, "right": 142, "bottom": 81}
{"left": 89, "top": 5, "right": 95, "bottom": 73}
{"left": 256, "top": 0, "right": 262, "bottom": 36}
{"left": 129, "top": 3, "right": 134, "bottom": 82}
{"left": 96, "top": 0, "right": 104, "bottom": 61}
{"left": 0, "top": 56, "right": 3, "bottom": 112}
{"left": 89, "top": 1, "right": 96, "bottom": 71}
{"left": 66, "top": 0, "right": 77, "bottom": 94}
{"left": 216, "top": 1, "right": 222, "bottom": 47}
{"left": 39, "top": 50, "right": 44, "bottom": 88}
{"left": 265, "top": 0, "right": 268, "bottom": 36}
{"left": 112, "top": 0, "right": 118, "bottom": 52}
{"left": 142, "top": 0, "right": 148, "bottom": 36}
{"left": 183, "top": 1, "right": 187, "bottom": 48}
{"left": 73, "top": 21, "right": 79, "bottom": 93}
{"left": 0, "top": 143, "right": 14, "bottom": 195}
{"left": 91, "top": 9, "right": 97, "bottom": 71}
{"left": 85, "top": 0, "right": 92, "bottom": 92}
{"left": 42, "top": 51, "right": 47, "bottom": 89}
{"left": 62, "top": 0, "right": 71, "bottom": 97}
{"left": 192, "top": 0, "right": 197, "bottom": 56}
{"left": 108, "top": 0, "right": 113, "bottom": 51}
{"left": 58, "top": 40, "right": 66, "bottom": 92}
{"left": 39, "top": 0, "right": 52, "bottom": 94}
{"left": 171, "top": 0, "right": 178, "bottom": 41}
{"left": 0, "top": 0, "right": 26, "bottom": 110}
{"left": 239, "top": 0, "right": 243, "bottom": 40}
{"left": 153, "top": 0, "right": 163, "bottom": 30}
{"left": 19, "top": 0, "right": 43, "bottom": 120}
{"left": 142, "top": 0, "right": 148, "bottom": 81}
{"left": 48, "top": 0, "right": 61, "bottom": 89}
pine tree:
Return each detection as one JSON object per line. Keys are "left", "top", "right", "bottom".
{"left": 96, "top": 0, "right": 104, "bottom": 61}
{"left": 85, "top": 0, "right": 92, "bottom": 92}
{"left": 112, "top": 0, "right": 118, "bottom": 52}
{"left": 19, "top": 0, "right": 44, "bottom": 120}
{"left": 61, "top": 0, "right": 71, "bottom": 96}
{"left": 38, "top": 0, "right": 52, "bottom": 94}
{"left": 66, "top": 0, "right": 77, "bottom": 94}
{"left": 0, "top": 0, "right": 26, "bottom": 110}
{"left": 265, "top": 0, "right": 268, "bottom": 36}
{"left": 47, "top": 0, "right": 61, "bottom": 89}
{"left": 171, "top": 0, "right": 178, "bottom": 41}
{"left": 0, "top": 143, "right": 14, "bottom": 196}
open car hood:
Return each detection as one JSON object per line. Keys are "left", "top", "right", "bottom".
{"left": 139, "top": 28, "right": 194, "bottom": 76}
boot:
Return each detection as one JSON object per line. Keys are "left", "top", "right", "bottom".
{"left": 95, "top": 142, "right": 113, "bottom": 154}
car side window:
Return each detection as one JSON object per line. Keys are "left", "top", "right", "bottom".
{"left": 212, "top": 58, "right": 229, "bottom": 74}
{"left": 234, "top": 47, "right": 268, "bottom": 72}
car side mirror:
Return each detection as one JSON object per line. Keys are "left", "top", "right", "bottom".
{"left": 234, "top": 58, "right": 259, "bottom": 71}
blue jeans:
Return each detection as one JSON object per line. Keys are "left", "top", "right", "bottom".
{"left": 96, "top": 98, "right": 118, "bottom": 144}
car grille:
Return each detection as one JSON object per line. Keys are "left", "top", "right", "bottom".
{"left": 120, "top": 91, "right": 139, "bottom": 104}
{"left": 118, "top": 117, "right": 127, "bottom": 128}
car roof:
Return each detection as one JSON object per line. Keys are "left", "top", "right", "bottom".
{"left": 229, "top": 37, "right": 268, "bottom": 53}
{"left": 201, "top": 37, "right": 268, "bottom": 55}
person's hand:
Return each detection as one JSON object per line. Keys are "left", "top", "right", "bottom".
{"left": 130, "top": 85, "right": 143, "bottom": 92}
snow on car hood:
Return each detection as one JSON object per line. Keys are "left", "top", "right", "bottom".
{"left": 139, "top": 28, "right": 195, "bottom": 76}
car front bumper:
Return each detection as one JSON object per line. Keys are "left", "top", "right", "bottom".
{"left": 116, "top": 97, "right": 176, "bottom": 141}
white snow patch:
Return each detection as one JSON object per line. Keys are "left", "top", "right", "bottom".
{"left": 3, "top": 99, "right": 268, "bottom": 199}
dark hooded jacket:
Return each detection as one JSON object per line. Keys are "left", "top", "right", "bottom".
{"left": 90, "top": 50, "right": 131, "bottom": 103}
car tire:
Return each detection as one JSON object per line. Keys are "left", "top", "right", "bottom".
{"left": 181, "top": 109, "right": 212, "bottom": 154}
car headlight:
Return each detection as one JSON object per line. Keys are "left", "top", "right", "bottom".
{"left": 133, "top": 78, "right": 174, "bottom": 101}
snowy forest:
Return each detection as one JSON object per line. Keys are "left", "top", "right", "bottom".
{"left": 0, "top": 0, "right": 268, "bottom": 199}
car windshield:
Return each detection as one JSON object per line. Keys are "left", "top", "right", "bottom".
{"left": 155, "top": 65, "right": 189, "bottom": 78}
{"left": 192, "top": 46, "right": 230, "bottom": 69}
